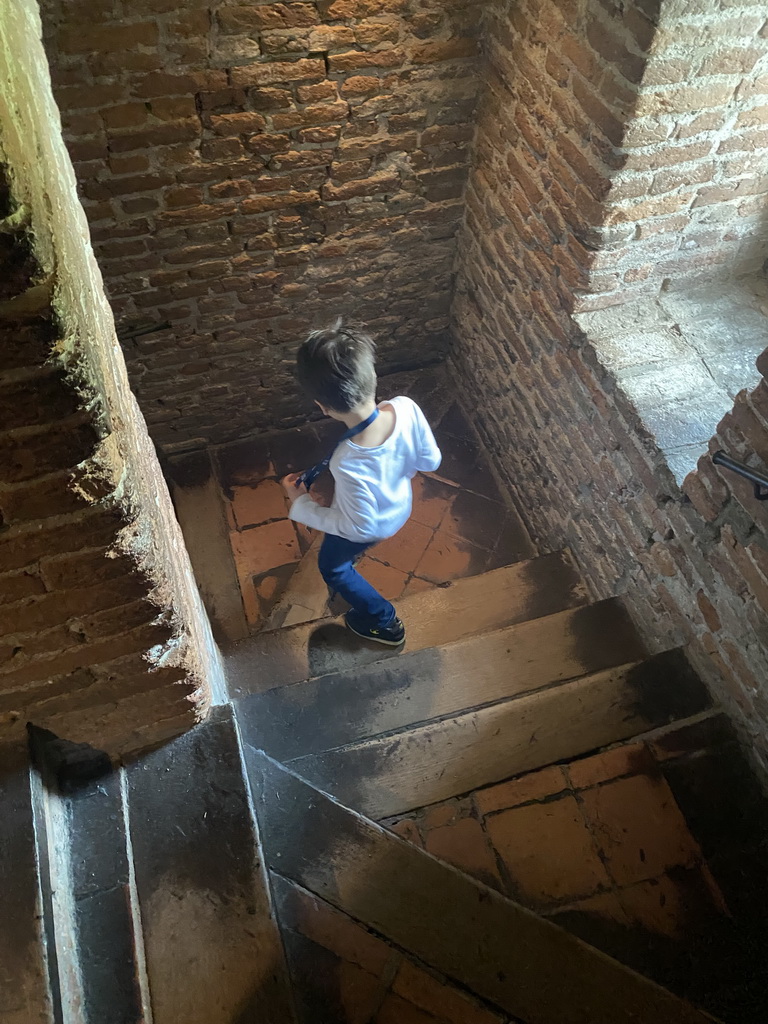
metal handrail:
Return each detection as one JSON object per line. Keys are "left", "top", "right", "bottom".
{"left": 712, "top": 450, "right": 768, "bottom": 501}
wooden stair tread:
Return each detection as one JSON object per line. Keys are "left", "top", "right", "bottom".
{"left": 237, "top": 598, "right": 648, "bottom": 761}
{"left": 286, "top": 650, "right": 713, "bottom": 818}
{"left": 225, "top": 550, "right": 587, "bottom": 696}
{"left": 249, "top": 751, "right": 719, "bottom": 1024}
{"left": 125, "top": 708, "right": 295, "bottom": 1024}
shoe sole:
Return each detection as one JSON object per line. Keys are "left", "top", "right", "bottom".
{"left": 345, "top": 619, "right": 406, "bottom": 647}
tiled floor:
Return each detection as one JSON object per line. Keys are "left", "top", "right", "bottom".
{"left": 214, "top": 396, "right": 533, "bottom": 632}
{"left": 277, "top": 878, "right": 509, "bottom": 1024}
{"left": 382, "top": 714, "right": 768, "bottom": 1020}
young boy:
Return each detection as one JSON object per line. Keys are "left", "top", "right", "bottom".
{"left": 282, "top": 321, "right": 442, "bottom": 646}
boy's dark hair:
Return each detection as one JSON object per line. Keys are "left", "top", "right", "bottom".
{"left": 296, "top": 319, "right": 377, "bottom": 412}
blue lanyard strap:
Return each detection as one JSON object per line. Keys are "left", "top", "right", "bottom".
{"left": 298, "top": 407, "right": 380, "bottom": 490}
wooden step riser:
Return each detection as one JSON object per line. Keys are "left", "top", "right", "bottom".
{"left": 125, "top": 708, "right": 295, "bottom": 1024}
{"left": 287, "top": 650, "right": 713, "bottom": 819}
{"left": 226, "top": 550, "right": 587, "bottom": 696}
{"left": 237, "top": 598, "right": 646, "bottom": 762}
{"left": 249, "top": 752, "right": 718, "bottom": 1024}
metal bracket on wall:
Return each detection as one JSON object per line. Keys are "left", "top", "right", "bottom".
{"left": 116, "top": 320, "right": 172, "bottom": 344}
{"left": 712, "top": 450, "right": 768, "bottom": 501}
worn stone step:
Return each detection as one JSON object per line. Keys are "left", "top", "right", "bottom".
{"left": 236, "top": 598, "right": 647, "bottom": 762}
{"left": 248, "top": 751, "right": 719, "bottom": 1024}
{"left": 0, "top": 742, "right": 55, "bottom": 1024}
{"left": 65, "top": 765, "right": 148, "bottom": 1024}
{"left": 125, "top": 706, "right": 295, "bottom": 1024}
{"left": 225, "top": 550, "right": 587, "bottom": 696}
{"left": 287, "top": 650, "right": 713, "bottom": 819}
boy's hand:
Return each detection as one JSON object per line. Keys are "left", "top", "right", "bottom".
{"left": 309, "top": 490, "right": 330, "bottom": 507}
{"left": 281, "top": 473, "right": 308, "bottom": 502}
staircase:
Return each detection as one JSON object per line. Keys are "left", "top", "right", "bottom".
{"left": 5, "top": 546, "right": 768, "bottom": 1023}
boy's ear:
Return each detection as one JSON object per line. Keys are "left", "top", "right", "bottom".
{"left": 315, "top": 400, "right": 329, "bottom": 415}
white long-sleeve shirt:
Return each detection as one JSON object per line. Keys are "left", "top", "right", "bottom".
{"left": 289, "top": 396, "right": 442, "bottom": 544}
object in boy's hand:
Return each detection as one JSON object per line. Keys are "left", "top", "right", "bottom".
{"left": 281, "top": 473, "right": 307, "bottom": 503}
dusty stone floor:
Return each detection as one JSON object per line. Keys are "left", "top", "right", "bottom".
{"left": 214, "top": 385, "right": 534, "bottom": 632}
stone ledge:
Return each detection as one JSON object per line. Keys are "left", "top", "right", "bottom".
{"left": 576, "top": 274, "right": 768, "bottom": 483}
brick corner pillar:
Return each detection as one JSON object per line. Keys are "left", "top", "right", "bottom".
{"left": 0, "top": 0, "right": 224, "bottom": 758}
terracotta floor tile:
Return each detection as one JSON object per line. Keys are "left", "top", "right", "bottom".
{"left": 372, "top": 520, "right": 434, "bottom": 574}
{"left": 424, "top": 817, "right": 502, "bottom": 889}
{"left": 567, "top": 743, "right": 654, "bottom": 790}
{"left": 337, "top": 962, "right": 389, "bottom": 1024}
{"left": 375, "top": 993, "right": 443, "bottom": 1024}
{"left": 231, "top": 520, "right": 301, "bottom": 577}
{"left": 617, "top": 873, "right": 691, "bottom": 941}
{"left": 250, "top": 562, "right": 296, "bottom": 624}
{"left": 474, "top": 766, "right": 569, "bottom": 817}
{"left": 550, "top": 889, "right": 630, "bottom": 927}
{"left": 287, "top": 885, "right": 393, "bottom": 978}
{"left": 485, "top": 794, "right": 611, "bottom": 908}
{"left": 388, "top": 818, "right": 424, "bottom": 848}
{"left": 392, "top": 961, "right": 504, "bottom": 1024}
{"left": 359, "top": 557, "right": 409, "bottom": 601}
{"left": 619, "top": 863, "right": 731, "bottom": 943}
{"left": 239, "top": 576, "right": 262, "bottom": 627}
{"left": 231, "top": 479, "right": 288, "bottom": 529}
{"left": 579, "top": 774, "right": 701, "bottom": 887}
{"left": 440, "top": 490, "right": 506, "bottom": 552}
{"left": 411, "top": 474, "right": 455, "bottom": 529}
{"left": 422, "top": 799, "right": 464, "bottom": 831}
{"left": 401, "top": 575, "right": 435, "bottom": 598}
{"left": 415, "top": 530, "right": 492, "bottom": 584}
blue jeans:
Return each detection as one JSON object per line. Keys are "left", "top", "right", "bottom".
{"left": 318, "top": 534, "right": 396, "bottom": 629}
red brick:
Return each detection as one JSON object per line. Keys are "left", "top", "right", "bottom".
{"left": 108, "top": 120, "right": 200, "bottom": 153}
{"left": 218, "top": 3, "right": 318, "bottom": 31}
{"left": 101, "top": 103, "right": 148, "bottom": 130}
{"left": 296, "top": 81, "right": 338, "bottom": 103}
{"left": 132, "top": 73, "right": 198, "bottom": 99}
{"left": 322, "top": 170, "right": 399, "bottom": 200}
{"left": 58, "top": 22, "right": 158, "bottom": 53}
{"left": 210, "top": 112, "right": 267, "bottom": 135}
{"left": 328, "top": 48, "right": 405, "bottom": 72}
{"left": 411, "top": 37, "right": 478, "bottom": 63}
{"left": 231, "top": 59, "right": 326, "bottom": 87}
{"left": 149, "top": 97, "right": 198, "bottom": 121}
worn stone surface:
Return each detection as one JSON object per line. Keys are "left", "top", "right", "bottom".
{"left": 126, "top": 707, "right": 294, "bottom": 1024}
{"left": 41, "top": 0, "right": 488, "bottom": 450}
{"left": 0, "top": 2, "right": 221, "bottom": 755}
{"left": 576, "top": 280, "right": 768, "bottom": 480}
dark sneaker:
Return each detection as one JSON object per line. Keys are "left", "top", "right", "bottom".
{"left": 345, "top": 610, "right": 406, "bottom": 647}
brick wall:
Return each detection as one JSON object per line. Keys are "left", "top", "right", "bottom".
{"left": 451, "top": 0, "right": 768, "bottom": 777}
{"left": 581, "top": 0, "right": 768, "bottom": 310}
{"left": 0, "top": 1, "right": 222, "bottom": 758}
{"left": 41, "top": 0, "right": 486, "bottom": 451}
